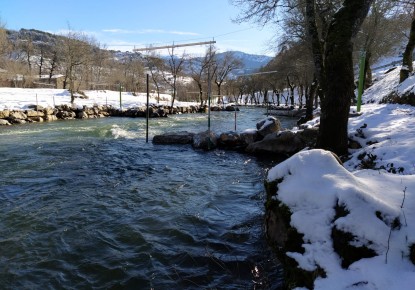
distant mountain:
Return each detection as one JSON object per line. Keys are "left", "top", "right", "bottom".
{"left": 7, "top": 28, "right": 61, "bottom": 45}
{"left": 220, "top": 51, "right": 273, "bottom": 74}
{"left": 161, "top": 51, "right": 273, "bottom": 77}
{"left": 5, "top": 28, "right": 273, "bottom": 78}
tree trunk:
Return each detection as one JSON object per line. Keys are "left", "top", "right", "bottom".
{"left": 287, "top": 75, "right": 295, "bottom": 107}
{"left": 305, "top": 0, "right": 325, "bottom": 92}
{"left": 317, "top": 0, "right": 373, "bottom": 156}
{"left": 171, "top": 75, "right": 177, "bottom": 109}
{"left": 364, "top": 50, "right": 372, "bottom": 88}
{"left": 216, "top": 83, "right": 223, "bottom": 104}
{"left": 200, "top": 90, "right": 204, "bottom": 106}
{"left": 305, "top": 78, "right": 317, "bottom": 121}
{"left": 400, "top": 10, "right": 415, "bottom": 83}
{"left": 39, "top": 53, "right": 44, "bottom": 78}
{"left": 263, "top": 89, "right": 268, "bottom": 105}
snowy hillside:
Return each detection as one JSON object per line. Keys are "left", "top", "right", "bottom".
{"left": 266, "top": 60, "right": 415, "bottom": 290}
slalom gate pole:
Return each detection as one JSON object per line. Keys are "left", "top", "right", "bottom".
{"left": 146, "top": 74, "right": 149, "bottom": 143}
{"left": 119, "top": 84, "right": 122, "bottom": 110}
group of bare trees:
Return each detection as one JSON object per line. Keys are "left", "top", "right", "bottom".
{"left": 0, "top": 25, "right": 245, "bottom": 109}
{"left": 232, "top": 0, "right": 414, "bottom": 156}
{"left": 0, "top": 27, "right": 157, "bottom": 100}
{"left": 140, "top": 45, "right": 243, "bottom": 108}
{"left": 0, "top": 28, "right": 123, "bottom": 92}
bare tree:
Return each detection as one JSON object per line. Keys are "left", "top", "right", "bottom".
{"left": 143, "top": 51, "right": 165, "bottom": 103}
{"left": 121, "top": 52, "right": 144, "bottom": 93}
{"left": 16, "top": 32, "right": 35, "bottom": 73}
{"left": 189, "top": 46, "right": 216, "bottom": 106}
{"left": 234, "top": 0, "right": 373, "bottom": 156}
{"left": 48, "top": 49, "right": 59, "bottom": 84}
{"left": 89, "top": 42, "right": 110, "bottom": 90}
{"left": 59, "top": 30, "right": 94, "bottom": 103}
{"left": 352, "top": 0, "right": 410, "bottom": 88}
{"left": 161, "top": 46, "right": 187, "bottom": 109}
{"left": 0, "top": 21, "right": 11, "bottom": 65}
{"left": 212, "top": 51, "right": 243, "bottom": 103}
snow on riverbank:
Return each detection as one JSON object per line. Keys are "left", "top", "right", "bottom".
{"left": 0, "top": 88, "right": 197, "bottom": 111}
{"left": 267, "top": 64, "right": 415, "bottom": 289}
{"left": 268, "top": 149, "right": 415, "bottom": 290}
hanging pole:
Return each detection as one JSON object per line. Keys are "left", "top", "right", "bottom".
{"left": 146, "top": 74, "right": 149, "bottom": 143}
{"left": 357, "top": 50, "right": 366, "bottom": 112}
{"left": 133, "top": 40, "right": 216, "bottom": 52}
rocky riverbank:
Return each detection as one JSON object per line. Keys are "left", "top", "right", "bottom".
{"left": 152, "top": 116, "right": 319, "bottom": 158}
{"left": 0, "top": 104, "right": 205, "bottom": 126}
{"left": 0, "top": 102, "right": 242, "bottom": 126}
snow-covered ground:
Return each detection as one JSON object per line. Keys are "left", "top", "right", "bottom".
{"left": 0, "top": 88, "right": 198, "bottom": 111}
{"left": 268, "top": 64, "right": 415, "bottom": 289}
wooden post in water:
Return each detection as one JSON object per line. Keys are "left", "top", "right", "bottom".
{"left": 119, "top": 84, "right": 123, "bottom": 111}
{"left": 234, "top": 108, "right": 237, "bottom": 131}
{"left": 146, "top": 74, "right": 149, "bottom": 143}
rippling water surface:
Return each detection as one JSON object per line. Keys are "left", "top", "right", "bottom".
{"left": 0, "top": 108, "right": 296, "bottom": 289}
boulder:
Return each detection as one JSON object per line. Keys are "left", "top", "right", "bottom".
{"left": 45, "top": 115, "right": 58, "bottom": 121}
{"left": 27, "top": 105, "right": 44, "bottom": 111}
{"left": 56, "top": 110, "right": 76, "bottom": 119}
{"left": 297, "top": 127, "right": 319, "bottom": 147}
{"left": 0, "top": 119, "right": 11, "bottom": 126}
{"left": 217, "top": 131, "right": 246, "bottom": 150}
{"left": 28, "top": 116, "right": 44, "bottom": 123}
{"left": 225, "top": 105, "right": 239, "bottom": 111}
{"left": 192, "top": 130, "right": 217, "bottom": 150}
{"left": 26, "top": 110, "right": 45, "bottom": 117}
{"left": 0, "top": 110, "right": 10, "bottom": 119}
{"left": 9, "top": 111, "right": 27, "bottom": 120}
{"left": 43, "top": 107, "right": 55, "bottom": 115}
{"left": 153, "top": 131, "right": 195, "bottom": 145}
{"left": 240, "top": 129, "right": 260, "bottom": 146}
{"left": 83, "top": 107, "right": 95, "bottom": 115}
{"left": 77, "top": 111, "right": 89, "bottom": 119}
{"left": 9, "top": 118, "right": 26, "bottom": 125}
{"left": 256, "top": 116, "right": 282, "bottom": 138}
{"left": 99, "top": 111, "right": 110, "bottom": 117}
{"left": 245, "top": 130, "right": 305, "bottom": 156}
{"left": 157, "top": 107, "right": 167, "bottom": 117}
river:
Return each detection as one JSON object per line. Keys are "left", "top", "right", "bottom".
{"left": 0, "top": 107, "right": 296, "bottom": 289}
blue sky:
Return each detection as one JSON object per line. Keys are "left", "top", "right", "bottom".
{"left": 0, "top": 0, "right": 278, "bottom": 56}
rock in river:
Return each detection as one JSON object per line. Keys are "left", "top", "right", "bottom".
{"left": 152, "top": 131, "right": 195, "bottom": 145}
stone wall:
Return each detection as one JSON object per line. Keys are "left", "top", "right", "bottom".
{"left": 0, "top": 104, "right": 202, "bottom": 126}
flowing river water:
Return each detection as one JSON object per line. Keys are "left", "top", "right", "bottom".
{"left": 0, "top": 107, "right": 296, "bottom": 289}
